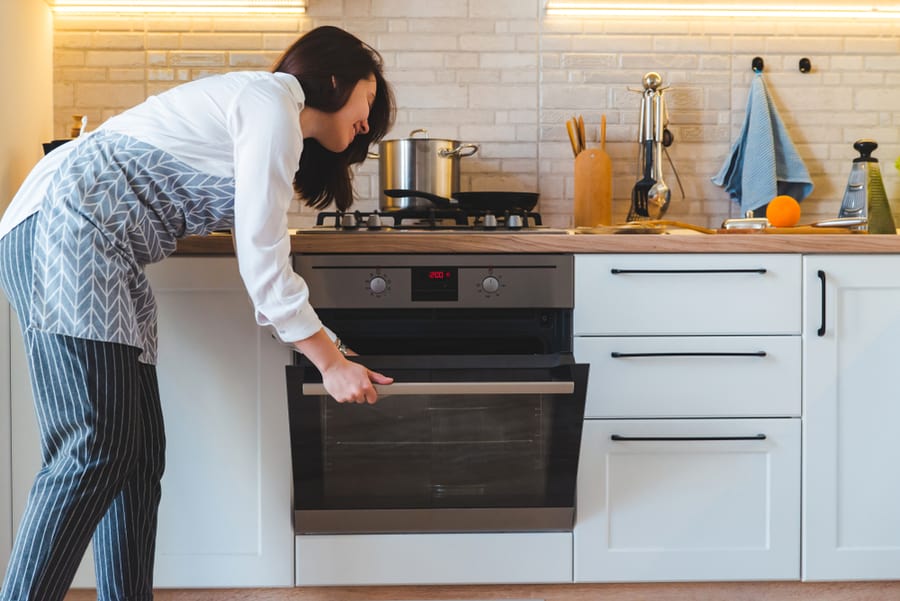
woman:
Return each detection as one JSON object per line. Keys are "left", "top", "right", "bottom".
{"left": 0, "top": 25, "right": 394, "bottom": 601}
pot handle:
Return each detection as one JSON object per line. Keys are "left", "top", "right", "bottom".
{"left": 439, "top": 143, "right": 479, "bottom": 158}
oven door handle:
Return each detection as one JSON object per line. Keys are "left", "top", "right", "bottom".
{"left": 301, "top": 381, "right": 575, "bottom": 397}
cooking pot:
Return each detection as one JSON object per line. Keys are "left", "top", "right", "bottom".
{"left": 384, "top": 189, "right": 539, "bottom": 212}
{"left": 370, "top": 129, "right": 479, "bottom": 211}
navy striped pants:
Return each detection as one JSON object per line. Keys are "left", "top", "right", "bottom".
{"left": 0, "top": 215, "right": 165, "bottom": 601}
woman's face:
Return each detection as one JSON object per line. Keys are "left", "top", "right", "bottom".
{"left": 315, "top": 75, "right": 377, "bottom": 153}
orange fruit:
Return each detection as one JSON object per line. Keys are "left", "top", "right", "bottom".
{"left": 766, "top": 195, "right": 801, "bottom": 227}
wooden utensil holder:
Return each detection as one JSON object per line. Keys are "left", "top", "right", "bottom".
{"left": 574, "top": 147, "right": 612, "bottom": 227}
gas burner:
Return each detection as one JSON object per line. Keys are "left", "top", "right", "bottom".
{"left": 480, "top": 213, "right": 498, "bottom": 229}
{"left": 340, "top": 212, "right": 361, "bottom": 229}
{"left": 315, "top": 208, "right": 543, "bottom": 231}
{"left": 366, "top": 212, "right": 384, "bottom": 229}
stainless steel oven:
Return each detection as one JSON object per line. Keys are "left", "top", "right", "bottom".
{"left": 286, "top": 254, "right": 588, "bottom": 534}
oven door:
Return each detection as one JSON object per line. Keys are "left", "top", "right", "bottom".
{"left": 286, "top": 354, "right": 588, "bottom": 534}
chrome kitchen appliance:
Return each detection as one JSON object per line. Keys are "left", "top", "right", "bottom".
{"left": 628, "top": 72, "right": 674, "bottom": 221}
{"left": 286, "top": 253, "right": 588, "bottom": 534}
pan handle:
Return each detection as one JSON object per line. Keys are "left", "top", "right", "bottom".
{"left": 439, "top": 143, "right": 479, "bottom": 158}
{"left": 383, "top": 189, "right": 457, "bottom": 209}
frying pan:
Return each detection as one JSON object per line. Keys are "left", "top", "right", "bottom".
{"left": 384, "top": 189, "right": 539, "bottom": 212}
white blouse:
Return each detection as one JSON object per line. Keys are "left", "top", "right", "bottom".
{"left": 0, "top": 71, "right": 325, "bottom": 346}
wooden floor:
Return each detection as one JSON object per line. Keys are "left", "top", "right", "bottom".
{"left": 65, "top": 581, "right": 900, "bottom": 601}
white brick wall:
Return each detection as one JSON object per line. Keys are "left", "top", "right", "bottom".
{"left": 53, "top": 0, "right": 900, "bottom": 228}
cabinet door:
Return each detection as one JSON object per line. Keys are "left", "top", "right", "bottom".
{"left": 803, "top": 256, "right": 900, "bottom": 580}
{"left": 1, "top": 293, "right": 11, "bottom": 570}
{"left": 147, "top": 257, "right": 293, "bottom": 587}
{"left": 575, "top": 418, "right": 800, "bottom": 582}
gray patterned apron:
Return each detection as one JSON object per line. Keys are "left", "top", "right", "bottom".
{"left": 31, "top": 130, "right": 235, "bottom": 364}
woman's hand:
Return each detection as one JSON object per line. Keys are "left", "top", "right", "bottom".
{"left": 321, "top": 358, "right": 393, "bottom": 404}
{"left": 292, "top": 328, "right": 393, "bottom": 404}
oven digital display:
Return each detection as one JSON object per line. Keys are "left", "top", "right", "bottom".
{"left": 411, "top": 267, "right": 458, "bottom": 301}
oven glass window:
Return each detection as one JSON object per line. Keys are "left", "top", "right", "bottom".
{"left": 321, "top": 393, "right": 549, "bottom": 508}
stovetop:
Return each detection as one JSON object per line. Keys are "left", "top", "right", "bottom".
{"left": 313, "top": 208, "right": 547, "bottom": 232}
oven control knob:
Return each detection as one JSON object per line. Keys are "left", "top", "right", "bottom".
{"left": 481, "top": 275, "right": 500, "bottom": 294}
{"left": 368, "top": 276, "right": 388, "bottom": 294}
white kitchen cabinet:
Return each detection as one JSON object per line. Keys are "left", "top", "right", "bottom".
{"left": 146, "top": 256, "right": 293, "bottom": 587}
{"left": 575, "top": 418, "right": 801, "bottom": 582}
{"left": 1, "top": 292, "right": 11, "bottom": 570}
{"left": 9, "top": 257, "right": 294, "bottom": 589}
{"left": 803, "top": 256, "right": 900, "bottom": 581}
{"left": 573, "top": 253, "right": 802, "bottom": 582}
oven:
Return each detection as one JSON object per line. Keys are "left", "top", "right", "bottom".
{"left": 286, "top": 253, "right": 588, "bottom": 535}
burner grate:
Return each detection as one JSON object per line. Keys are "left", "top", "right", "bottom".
{"left": 315, "top": 208, "right": 543, "bottom": 231}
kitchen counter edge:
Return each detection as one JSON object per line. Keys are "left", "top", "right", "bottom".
{"left": 174, "top": 231, "right": 900, "bottom": 255}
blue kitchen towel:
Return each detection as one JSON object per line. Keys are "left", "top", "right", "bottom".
{"left": 712, "top": 73, "right": 813, "bottom": 214}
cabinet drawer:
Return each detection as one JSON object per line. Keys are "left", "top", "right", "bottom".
{"left": 575, "top": 254, "right": 801, "bottom": 335}
{"left": 575, "top": 336, "right": 800, "bottom": 418}
{"left": 575, "top": 418, "right": 800, "bottom": 582}
{"left": 296, "top": 532, "right": 572, "bottom": 585}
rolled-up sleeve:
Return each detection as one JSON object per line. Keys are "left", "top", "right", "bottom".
{"left": 228, "top": 78, "right": 322, "bottom": 343}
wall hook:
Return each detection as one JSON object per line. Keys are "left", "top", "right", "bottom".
{"left": 799, "top": 57, "right": 812, "bottom": 73}
{"left": 752, "top": 57, "right": 764, "bottom": 73}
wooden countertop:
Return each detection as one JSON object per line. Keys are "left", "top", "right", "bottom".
{"left": 174, "top": 230, "right": 900, "bottom": 255}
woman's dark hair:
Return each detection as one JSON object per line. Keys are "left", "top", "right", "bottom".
{"left": 273, "top": 26, "right": 395, "bottom": 211}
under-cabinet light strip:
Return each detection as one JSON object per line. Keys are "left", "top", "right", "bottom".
{"left": 48, "top": 0, "right": 305, "bottom": 14}
{"left": 545, "top": 2, "right": 900, "bottom": 18}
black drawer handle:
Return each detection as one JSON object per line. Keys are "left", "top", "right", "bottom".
{"left": 610, "top": 268, "right": 768, "bottom": 275}
{"left": 610, "top": 351, "right": 767, "bottom": 358}
{"left": 817, "top": 269, "right": 826, "bottom": 337}
{"left": 611, "top": 434, "right": 767, "bottom": 442}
